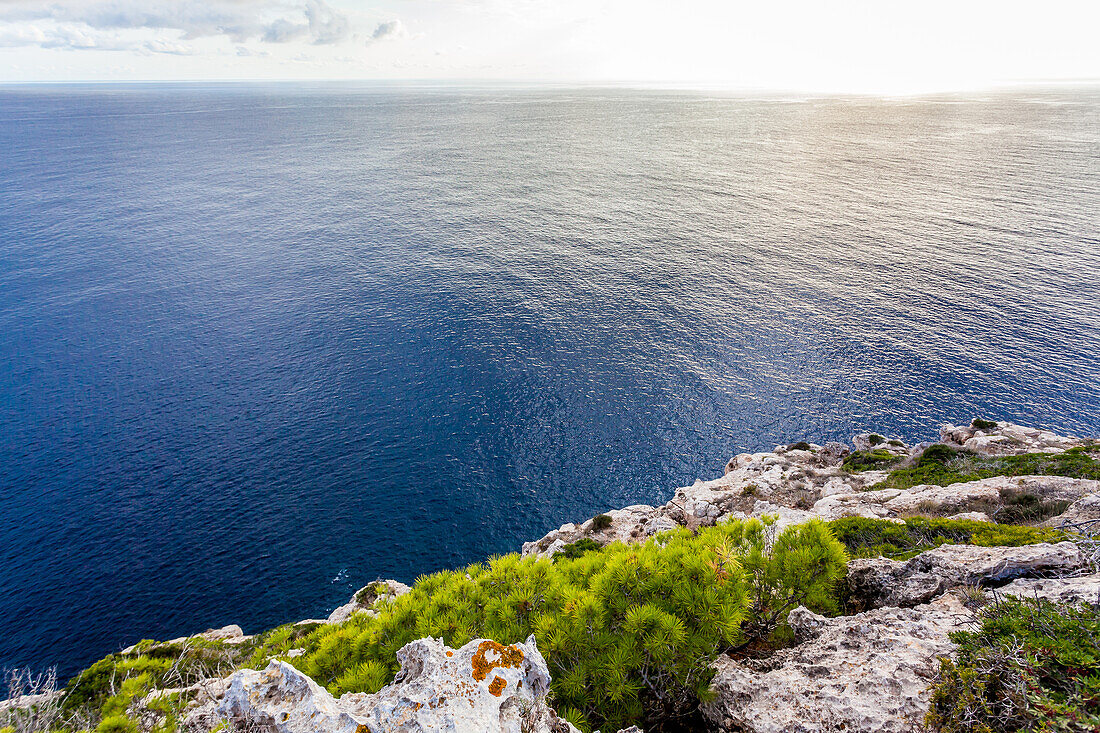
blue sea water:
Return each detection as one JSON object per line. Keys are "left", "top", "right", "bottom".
{"left": 0, "top": 83, "right": 1098, "bottom": 680}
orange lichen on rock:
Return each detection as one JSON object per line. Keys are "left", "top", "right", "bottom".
{"left": 488, "top": 676, "right": 506, "bottom": 697}
{"left": 470, "top": 640, "right": 525, "bottom": 682}
{"left": 446, "top": 651, "right": 453, "bottom": 657}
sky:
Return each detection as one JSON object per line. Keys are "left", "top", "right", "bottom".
{"left": 0, "top": 0, "right": 1098, "bottom": 92}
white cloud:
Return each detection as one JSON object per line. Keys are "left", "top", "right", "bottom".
{"left": 0, "top": 0, "right": 358, "bottom": 46}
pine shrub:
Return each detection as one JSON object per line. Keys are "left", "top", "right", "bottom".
{"left": 253, "top": 518, "right": 848, "bottom": 732}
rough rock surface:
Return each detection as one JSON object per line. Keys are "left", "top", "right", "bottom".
{"left": 121, "top": 624, "right": 251, "bottom": 656}
{"left": 326, "top": 579, "right": 412, "bottom": 624}
{"left": 940, "top": 421, "right": 1083, "bottom": 456}
{"left": 703, "top": 595, "right": 972, "bottom": 733}
{"left": 847, "top": 542, "right": 1086, "bottom": 609}
{"left": 220, "top": 636, "right": 577, "bottom": 733}
{"left": 1000, "top": 573, "right": 1100, "bottom": 605}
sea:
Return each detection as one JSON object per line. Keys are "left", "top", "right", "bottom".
{"left": 1, "top": 83, "right": 1098, "bottom": 679}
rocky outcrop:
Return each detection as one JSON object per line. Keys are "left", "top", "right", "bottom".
{"left": 847, "top": 542, "right": 1087, "bottom": 609}
{"left": 703, "top": 595, "right": 971, "bottom": 733}
{"left": 522, "top": 421, "right": 1098, "bottom": 559}
{"left": 120, "top": 624, "right": 252, "bottom": 656}
{"left": 219, "top": 636, "right": 577, "bottom": 733}
{"left": 939, "top": 421, "right": 1083, "bottom": 456}
{"left": 326, "top": 579, "right": 411, "bottom": 624}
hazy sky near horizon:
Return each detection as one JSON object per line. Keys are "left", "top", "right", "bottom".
{"left": 0, "top": 0, "right": 1098, "bottom": 92}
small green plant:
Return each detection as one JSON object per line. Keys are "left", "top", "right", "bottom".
{"left": 956, "top": 585, "right": 988, "bottom": 610}
{"left": 741, "top": 483, "right": 760, "bottom": 497}
{"left": 888, "top": 439, "right": 905, "bottom": 447}
{"left": 971, "top": 418, "right": 998, "bottom": 431}
{"left": 868, "top": 434, "right": 885, "bottom": 446}
{"left": 591, "top": 514, "right": 613, "bottom": 531}
{"left": 926, "top": 596, "right": 1100, "bottom": 732}
{"left": 788, "top": 441, "right": 813, "bottom": 452}
{"left": 355, "top": 581, "right": 390, "bottom": 605}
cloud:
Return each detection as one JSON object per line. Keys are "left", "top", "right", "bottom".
{"left": 0, "top": 0, "right": 358, "bottom": 47}
{"left": 368, "top": 19, "right": 407, "bottom": 44}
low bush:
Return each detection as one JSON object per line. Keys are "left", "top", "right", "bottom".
{"left": 971, "top": 418, "right": 998, "bottom": 431}
{"left": 926, "top": 596, "right": 1100, "bottom": 732}
{"left": 592, "top": 514, "right": 613, "bottom": 530}
{"left": 554, "top": 537, "right": 601, "bottom": 561}
{"left": 253, "top": 518, "right": 847, "bottom": 732}
{"left": 828, "top": 517, "right": 1065, "bottom": 560}
{"left": 842, "top": 449, "right": 901, "bottom": 473}
{"left": 882, "top": 444, "right": 1100, "bottom": 490}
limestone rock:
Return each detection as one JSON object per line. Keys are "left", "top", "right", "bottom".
{"left": 220, "top": 636, "right": 577, "bottom": 733}
{"left": 522, "top": 505, "right": 660, "bottom": 558}
{"left": 940, "top": 421, "right": 1082, "bottom": 456}
{"left": 847, "top": 542, "right": 1086, "bottom": 609}
{"left": 947, "top": 511, "right": 992, "bottom": 522}
{"left": 703, "top": 595, "right": 970, "bottom": 733}
{"left": 1000, "top": 573, "right": 1100, "bottom": 605}
{"left": 120, "top": 624, "right": 250, "bottom": 656}
{"left": 852, "top": 434, "right": 907, "bottom": 453}
{"left": 327, "top": 579, "right": 411, "bottom": 624}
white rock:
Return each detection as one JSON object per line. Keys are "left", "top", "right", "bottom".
{"left": 703, "top": 595, "right": 970, "bottom": 733}
{"left": 220, "top": 636, "right": 577, "bottom": 733}
{"left": 1000, "top": 573, "right": 1100, "bottom": 605}
{"left": 847, "top": 542, "right": 1086, "bottom": 608}
{"left": 947, "top": 511, "right": 992, "bottom": 522}
{"left": 940, "top": 421, "right": 1082, "bottom": 456}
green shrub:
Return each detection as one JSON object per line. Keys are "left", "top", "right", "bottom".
{"left": 971, "top": 418, "right": 998, "bottom": 431}
{"left": 882, "top": 445, "right": 1100, "bottom": 490}
{"left": 868, "top": 434, "right": 885, "bottom": 446}
{"left": 926, "top": 597, "right": 1100, "bottom": 732}
{"left": 554, "top": 537, "right": 601, "bottom": 561}
{"left": 592, "top": 514, "right": 613, "bottom": 530}
{"left": 255, "top": 518, "right": 847, "bottom": 732}
{"left": 842, "top": 449, "right": 901, "bottom": 473}
{"left": 788, "top": 441, "right": 813, "bottom": 452}
{"left": 828, "top": 517, "right": 1065, "bottom": 560}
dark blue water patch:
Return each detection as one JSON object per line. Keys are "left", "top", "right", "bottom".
{"left": 0, "top": 84, "right": 1098, "bottom": 679}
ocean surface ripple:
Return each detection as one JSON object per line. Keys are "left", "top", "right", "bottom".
{"left": 0, "top": 85, "right": 1098, "bottom": 677}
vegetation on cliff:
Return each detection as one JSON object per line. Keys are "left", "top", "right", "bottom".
{"left": 253, "top": 518, "right": 847, "bottom": 732}
{"left": 829, "top": 517, "right": 1067, "bottom": 561}
{"left": 927, "top": 596, "right": 1100, "bottom": 733}
{"left": 881, "top": 444, "right": 1100, "bottom": 490}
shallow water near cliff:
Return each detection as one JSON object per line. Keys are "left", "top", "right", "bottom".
{"left": 1, "top": 84, "right": 1098, "bottom": 678}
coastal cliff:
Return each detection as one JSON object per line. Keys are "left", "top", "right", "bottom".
{"left": 4, "top": 420, "right": 1099, "bottom": 733}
